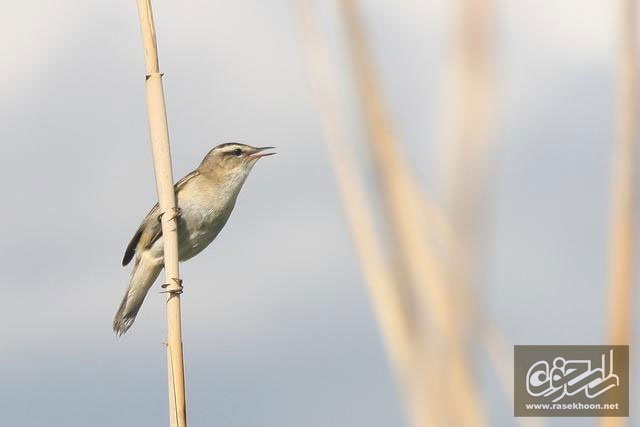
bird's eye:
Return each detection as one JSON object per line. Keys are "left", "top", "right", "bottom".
{"left": 232, "top": 148, "right": 242, "bottom": 156}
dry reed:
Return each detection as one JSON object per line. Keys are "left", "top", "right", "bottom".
{"left": 602, "top": 1, "right": 637, "bottom": 426}
{"left": 135, "top": 1, "right": 187, "bottom": 425}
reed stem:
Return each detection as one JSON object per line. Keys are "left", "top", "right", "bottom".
{"left": 135, "top": 1, "right": 187, "bottom": 425}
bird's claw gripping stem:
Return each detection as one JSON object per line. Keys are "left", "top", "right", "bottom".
{"left": 157, "top": 207, "right": 182, "bottom": 223}
{"left": 160, "top": 278, "right": 184, "bottom": 295}
{"left": 168, "top": 207, "right": 182, "bottom": 222}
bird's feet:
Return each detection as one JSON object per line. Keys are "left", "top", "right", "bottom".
{"left": 157, "top": 206, "right": 182, "bottom": 223}
{"left": 161, "top": 278, "right": 184, "bottom": 295}
{"left": 168, "top": 207, "right": 182, "bottom": 222}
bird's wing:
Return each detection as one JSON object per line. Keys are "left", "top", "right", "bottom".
{"left": 121, "top": 170, "right": 200, "bottom": 266}
{"left": 175, "top": 170, "right": 200, "bottom": 191}
{"left": 122, "top": 203, "right": 160, "bottom": 266}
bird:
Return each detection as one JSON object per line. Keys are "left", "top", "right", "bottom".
{"left": 113, "top": 143, "right": 275, "bottom": 336}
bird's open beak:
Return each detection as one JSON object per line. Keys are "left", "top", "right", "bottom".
{"left": 248, "top": 146, "right": 276, "bottom": 160}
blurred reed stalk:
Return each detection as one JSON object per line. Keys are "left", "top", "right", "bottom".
{"left": 337, "top": 0, "right": 456, "bottom": 343}
{"left": 296, "top": 1, "right": 427, "bottom": 424}
{"left": 607, "top": 0, "right": 637, "bottom": 348}
{"left": 135, "top": 1, "right": 187, "bottom": 426}
{"left": 442, "top": 2, "right": 544, "bottom": 425}
{"left": 603, "top": 1, "right": 637, "bottom": 426}
{"left": 443, "top": 0, "right": 496, "bottom": 325}
{"left": 297, "top": 0, "right": 491, "bottom": 424}
{"left": 440, "top": 0, "right": 517, "bottom": 424}
{"left": 338, "top": 0, "right": 494, "bottom": 424}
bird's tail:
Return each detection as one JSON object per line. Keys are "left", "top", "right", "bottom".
{"left": 113, "top": 253, "right": 163, "bottom": 336}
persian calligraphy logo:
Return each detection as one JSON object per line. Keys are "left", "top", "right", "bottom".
{"left": 525, "top": 349, "right": 619, "bottom": 402}
{"left": 514, "top": 345, "right": 628, "bottom": 417}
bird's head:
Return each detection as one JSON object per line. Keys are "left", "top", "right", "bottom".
{"left": 199, "top": 143, "right": 275, "bottom": 179}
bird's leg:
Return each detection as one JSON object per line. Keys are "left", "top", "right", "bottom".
{"left": 157, "top": 206, "right": 182, "bottom": 223}
{"left": 168, "top": 206, "right": 182, "bottom": 222}
{"left": 161, "top": 278, "right": 184, "bottom": 295}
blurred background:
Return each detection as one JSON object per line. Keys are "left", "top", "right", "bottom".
{"left": 0, "top": 1, "right": 637, "bottom": 426}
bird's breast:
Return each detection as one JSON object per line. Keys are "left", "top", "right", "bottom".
{"left": 175, "top": 187, "right": 237, "bottom": 261}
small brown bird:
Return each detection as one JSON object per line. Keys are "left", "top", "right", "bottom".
{"left": 113, "top": 143, "right": 275, "bottom": 335}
